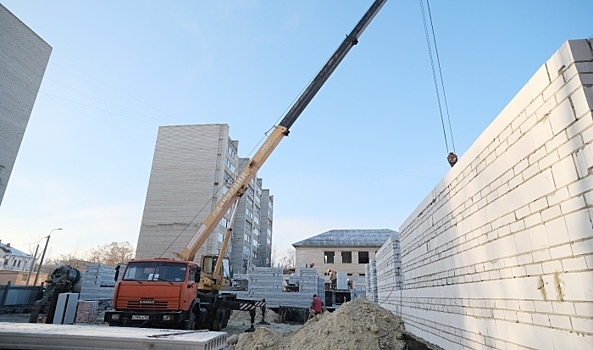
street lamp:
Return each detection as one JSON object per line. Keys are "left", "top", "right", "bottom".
{"left": 33, "top": 228, "right": 62, "bottom": 286}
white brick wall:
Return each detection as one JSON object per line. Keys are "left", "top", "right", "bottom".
{"left": 378, "top": 40, "right": 593, "bottom": 350}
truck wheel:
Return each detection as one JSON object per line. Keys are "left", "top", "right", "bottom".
{"left": 221, "top": 309, "right": 230, "bottom": 328}
{"left": 210, "top": 309, "right": 224, "bottom": 331}
{"left": 185, "top": 311, "right": 197, "bottom": 330}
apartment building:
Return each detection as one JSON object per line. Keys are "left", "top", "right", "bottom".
{"left": 229, "top": 160, "right": 274, "bottom": 274}
{"left": 136, "top": 124, "right": 273, "bottom": 272}
{"left": 0, "top": 4, "right": 52, "bottom": 206}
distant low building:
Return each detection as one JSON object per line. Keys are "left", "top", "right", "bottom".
{"left": 292, "top": 229, "right": 398, "bottom": 278}
{"left": 0, "top": 240, "right": 36, "bottom": 285}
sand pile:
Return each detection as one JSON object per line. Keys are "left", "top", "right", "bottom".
{"left": 230, "top": 296, "right": 405, "bottom": 350}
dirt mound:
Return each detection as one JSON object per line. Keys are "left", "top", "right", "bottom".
{"left": 230, "top": 296, "right": 405, "bottom": 350}
{"left": 233, "top": 327, "right": 284, "bottom": 350}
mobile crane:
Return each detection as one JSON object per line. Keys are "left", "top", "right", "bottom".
{"left": 104, "top": 0, "right": 388, "bottom": 331}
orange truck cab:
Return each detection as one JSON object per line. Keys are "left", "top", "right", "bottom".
{"left": 104, "top": 258, "right": 203, "bottom": 329}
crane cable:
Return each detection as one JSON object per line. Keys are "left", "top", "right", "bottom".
{"left": 418, "top": 0, "right": 458, "bottom": 167}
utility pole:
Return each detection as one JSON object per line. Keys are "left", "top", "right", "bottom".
{"left": 33, "top": 228, "right": 62, "bottom": 286}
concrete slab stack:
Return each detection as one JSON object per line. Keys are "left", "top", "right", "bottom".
{"left": 0, "top": 323, "right": 227, "bottom": 350}
{"left": 245, "top": 267, "right": 283, "bottom": 292}
{"left": 232, "top": 267, "right": 323, "bottom": 308}
{"left": 79, "top": 264, "right": 117, "bottom": 301}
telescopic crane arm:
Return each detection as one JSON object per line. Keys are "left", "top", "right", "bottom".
{"left": 176, "top": 0, "right": 388, "bottom": 262}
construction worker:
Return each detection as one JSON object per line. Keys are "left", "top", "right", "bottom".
{"left": 327, "top": 269, "right": 337, "bottom": 290}
{"left": 311, "top": 294, "right": 323, "bottom": 316}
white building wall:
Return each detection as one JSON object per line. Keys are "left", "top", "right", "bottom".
{"left": 0, "top": 4, "right": 52, "bottom": 206}
{"left": 378, "top": 40, "right": 593, "bottom": 350}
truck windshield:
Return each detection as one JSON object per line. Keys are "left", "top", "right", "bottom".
{"left": 123, "top": 262, "right": 187, "bottom": 282}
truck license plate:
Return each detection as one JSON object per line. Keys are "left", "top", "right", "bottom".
{"left": 132, "top": 315, "right": 149, "bottom": 320}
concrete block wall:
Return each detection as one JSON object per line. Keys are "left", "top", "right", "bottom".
{"left": 376, "top": 236, "right": 404, "bottom": 315}
{"left": 379, "top": 40, "right": 593, "bottom": 350}
{"left": 365, "top": 259, "right": 378, "bottom": 302}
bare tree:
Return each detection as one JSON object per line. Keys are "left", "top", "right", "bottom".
{"left": 45, "top": 253, "right": 89, "bottom": 272}
{"left": 86, "top": 241, "right": 135, "bottom": 267}
{"left": 272, "top": 247, "right": 295, "bottom": 269}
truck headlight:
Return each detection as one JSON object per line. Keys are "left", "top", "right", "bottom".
{"left": 111, "top": 314, "right": 120, "bottom": 320}
{"left": 163, "top": 315, "right": 172, "bottom": 321}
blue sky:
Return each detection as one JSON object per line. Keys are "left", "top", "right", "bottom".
{"left": 1, "top": 1, "right": 591, "bottom": 259}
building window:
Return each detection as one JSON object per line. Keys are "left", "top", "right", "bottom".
{"left": 218, "top": 232, "right": 224, "bottom": 242}
{"left": 396, "top": 267, "right": 401, "bottom": 276}
{"left": 341, "top": 251, "right": 352, "bottom": 264}
{"left": 21, "top": 274, "right": 28, "bottom": 281}
{"left": 324, "top": 251, "right": 335, "bottom": 264}
{"left": 244, "top": 234, "right": 251, "bottom": 243}
{"left": 225, "top": 158, "right": 235, "bottom": 172}
{"left": 247, "top": 185, "right": 254, "bottom": 195}
{"left": 253, "top": 228, "right": 260, "bottom": 237}
{"left": 246, "top": 197, "right": 254, "bottom": 207}
{"left": 267, "top": 237, "right": 271, "bottom": 245}
{"left": 255, "top": 205, "right": 260, "bottom": 216}
{"left": 245, "top": 220, "right": 252, "bottom": 232}
{"left": 220, "top": 217, "right": 230, "bottom": 228}
{"left": 227, "top": 144, "right": 236, "bottom": 158}
{"left": 358, "top": 251, "right": 369, "bottom": 264}
{"left": 359, "top": 274, "right": 365, "bottom": 277}
{"left": 221, "top": 186, "right": 228, "bottom": 195}
{"left": 224, "top": 171, "right": 234, "bottom": 186}
{"left": 253, "top": 216, "right": 259, "bottom": 225}
{"left": 246, "top": 208, "right": 253, "bottom": 218}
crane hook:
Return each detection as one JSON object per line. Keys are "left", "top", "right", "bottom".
{"left": 447, "top": 152, "right": 458, "bottom": 167}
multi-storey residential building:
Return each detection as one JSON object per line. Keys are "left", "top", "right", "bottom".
{"left": 0, "top": 4, "right": 52, "bottom": 206}
{"left": 136, "top": 124, "right": 273, "bottom": 271}
{"left": 229, "top": 160, "right": 274, "bottom": 274}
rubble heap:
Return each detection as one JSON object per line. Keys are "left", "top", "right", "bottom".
{"left": 230, "top": 296, "right": 406, "bottom": 350}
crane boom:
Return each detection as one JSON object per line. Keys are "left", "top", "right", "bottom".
{"left": 177, "top": 0, "right": 388, "bottom": 261}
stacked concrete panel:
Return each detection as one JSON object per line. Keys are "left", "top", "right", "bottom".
{"left": 232, "top": 267, "right": 323, "bottom": 308}
{"left": 79, "top": 264, "right": 117, "bottom": 301}
{"left": 0, "top": 4, "right": 51, "bottom": 205}
{"left": 245, "top": 267, "right": 283, "bottom": 292}
{"left": 381, "top": 40, "right": 593, "bottom": 350}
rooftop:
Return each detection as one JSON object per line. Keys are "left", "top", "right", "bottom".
{"left": 0, "top": 241, "right": 31, "bottom": 258}
{"left": 292, "top": 229, "right": 398, "bottom": 248}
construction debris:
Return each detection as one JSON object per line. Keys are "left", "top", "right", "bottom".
{"left": 229, "top": 296, "right": 405, "bottom": 350}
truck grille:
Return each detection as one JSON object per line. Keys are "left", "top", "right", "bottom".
{"left": 127, "top": 300, "right": 169, "bottom": 310}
